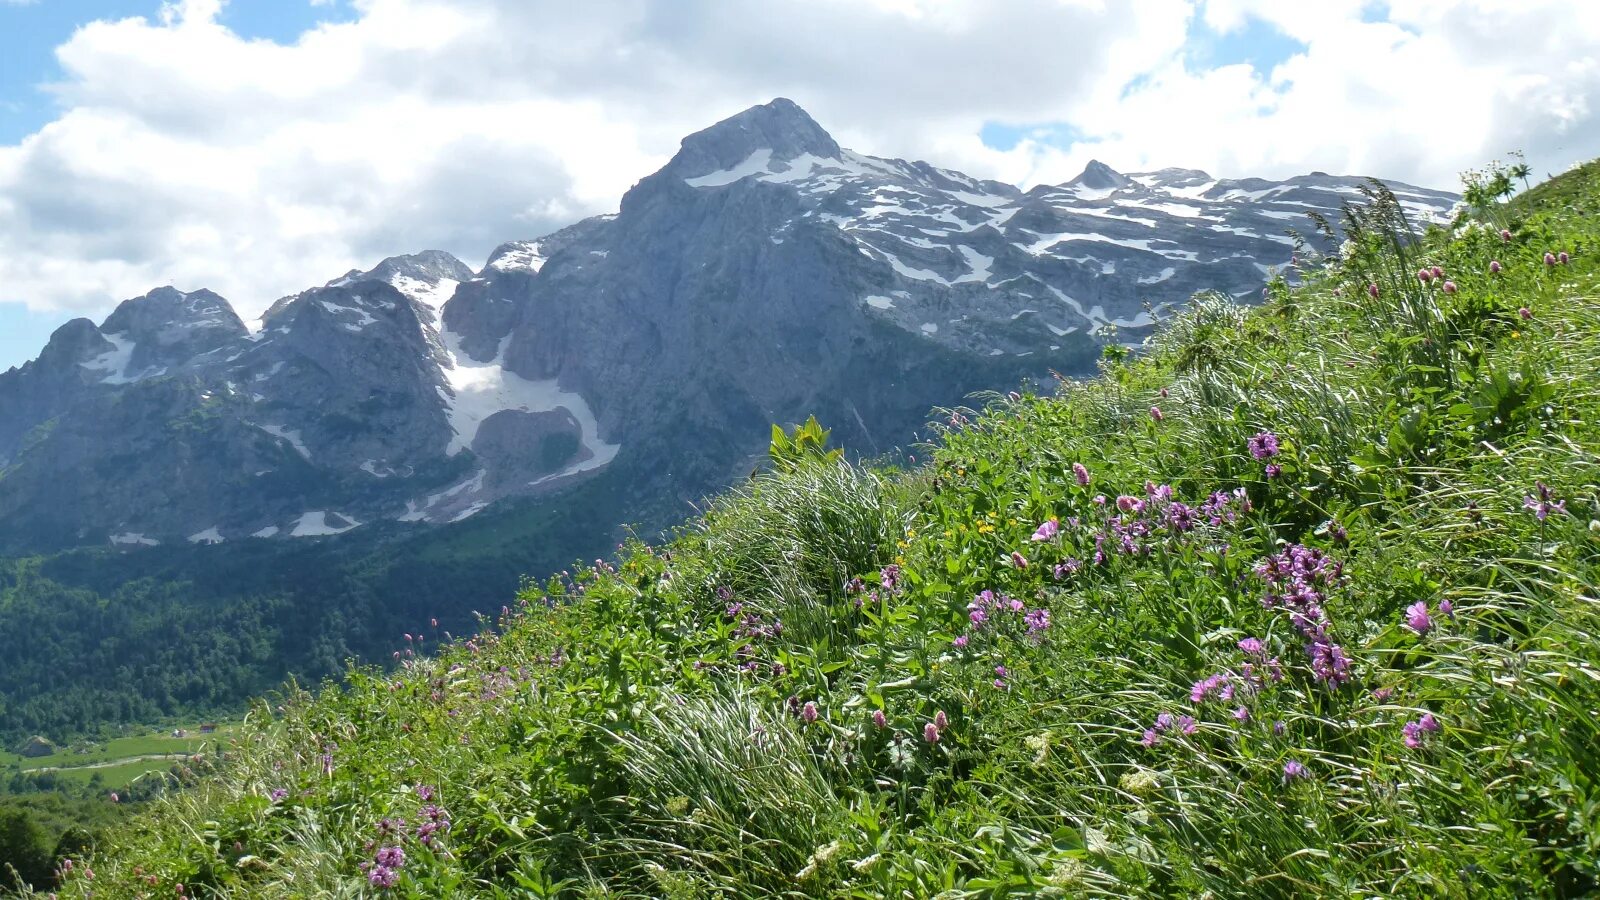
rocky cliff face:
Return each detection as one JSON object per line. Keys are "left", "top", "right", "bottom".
{"left": 0, "top": 99, "right": 1456, "bottom": 550}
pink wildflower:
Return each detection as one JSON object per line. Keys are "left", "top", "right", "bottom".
{"left": 1405, "top": 601, "right": 1432, "bottom": 635}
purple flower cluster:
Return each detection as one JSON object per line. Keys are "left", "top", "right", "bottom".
{"left": 1141, "top": 711, "right": 1198, "bottom": 747}
{"left": 1084, "top": 482, "right": 1242, "bottom": 563}
{"left": 362, "top": 845, "right": 405, "bottom": 889}
{"left": 1401, "top": 712, "right": 1441, "bottom": 749}
{"left": 965, "top": 590, "right": 1051, "bottom": 641}
{"left": 1282, "top": 760, "right": 1310, "bottom": 783}
{"left": 1523, "top": 482, "right": 1566, "bottom": 521}
{"left": 1031, "top": 518, "right": 1060, "bottom": 541}
{"left": 1052, "top": 557, "right": 1083, "bottom": 581}
{"left": 1256, "top": 545, "right": 1352, "bottom": 687}
{"left": 1190, "top": 671, "right": 1235, "bottom": 704}
{"left": 416, "top": 804, "right": 451, "bottom": 848}
{"left": 1247, "top": 431, "right": 1280, "bottom": 461}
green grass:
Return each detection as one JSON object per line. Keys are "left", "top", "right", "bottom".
{"left": 3, "top": 727, "right": 235, "bottom": 772}
{"left": 32, "top": 159, "right": 1600, "bottom": 898}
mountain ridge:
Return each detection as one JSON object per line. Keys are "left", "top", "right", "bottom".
{"left": 0, "top": 98, "right": 1457, "bottom": 550}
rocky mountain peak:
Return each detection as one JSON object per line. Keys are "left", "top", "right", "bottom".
{"left": 1068, "top": 159, "right": 1131, "bottom": 191}
{"left": 362, "top": 251, "right": 474, "bottom": 288}
{"left": 669, "top": 97, "right": 842, "bottom": 179}
{"left": 101, "top": 287, "right": 245, "bottom": 337}
{"left": 34, "top": 317, "right": 111, "bottom": 372}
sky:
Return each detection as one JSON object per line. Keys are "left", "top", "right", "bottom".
{"left": 1, "top": 0, "right": 1596, "bottom": 371}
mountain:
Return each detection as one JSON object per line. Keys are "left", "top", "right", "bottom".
{"left": 0, "top": 98, "right": 1455, "bottom": 553}
{"left": 44, "top": 155, "right": 1600, "bottom": 899}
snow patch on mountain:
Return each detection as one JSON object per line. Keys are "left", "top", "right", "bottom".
{"left": 289, "top": 511, "right": 360, "bottom": 537}
{"left": 257, "top": 424, "right": 311, "bottom": 460}
{"left": 438, "top": 331, "right": 619, "bottom": 468}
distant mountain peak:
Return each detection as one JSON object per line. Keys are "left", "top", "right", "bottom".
{"left": 1068, "top": 159, "right": 1130, "bottom": 191}
{"left": 669, "top": 97, "right": 842, "bottom": 179}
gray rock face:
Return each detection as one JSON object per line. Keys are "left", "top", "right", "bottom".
{"left": 0, "top": 99, "right": 1456, "bottom": 551}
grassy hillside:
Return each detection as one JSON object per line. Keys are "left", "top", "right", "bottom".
{"left": 34, "top": 159, "right": 1600, "bottom": 898}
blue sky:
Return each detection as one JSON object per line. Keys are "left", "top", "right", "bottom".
{"left": 0, "top": 0, "right": 355, "bottom": 370}
{"left": 0, "top": 0, "right": 1593, "bottom": 373}
{"left": 0, "top": 0, "right": 1300, "bottom": 370}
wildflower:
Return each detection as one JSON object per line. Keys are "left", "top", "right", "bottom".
{"left": 1119, "top": 768, "right": 1160, "bottom": 796}
{"left": 415, "top": 784, "right": 435, "bottom": 802}
{"left": 871, "top": 709, "right": 888, "bottom": 729}
{"left": 1273, "top": 720, "right": 1286, "bottom": 736}
{"left": 1519, "top": 306, "right": 1532, "bottom": 320}
{"left": 1559, "top": 251, "right": 1570, "bottom": 264}
{"left": 1500, "top": 228, "right": 1512, "bottom": 243}
{"left": 1232, "top": 706, "right": 1251, "bottom": 722}
{"left": 1032, "top": 518, "right": 1060, "bottom": 541}
{"left": 1025, "top": 732, "right": 1051, "bottom": 765}
{"left": 934, "top": 710, "right": 949, "bottom": 731}
{"left": 1190, "top": 672, "right": 1233, "bottom": 704}
{"left": 852, "top": 854, "right": 883, "bottom": 873}
{"left": 1429, "top": 265, "right": 1443, "bottom": 279}
{"left": 1282, "top": 760, "right": 1309, "bottom": 783}
{"left": 1405, "top": 601, "right": 1432, "bottom": 635}
{"left": 1046, "top": 858, "right": 1087, "bottom": 888}
{"left": 1417, "top": 268, "right": 1432, "bottom": 283}
{"left": 1490, "top": 260, "right": 1502, "bottom": 274}
{"left": 270, "top": 788, "right": 289, "bottom": 802}
{"left": 953, "top": 634, "right": 969, "bottom": 648}
{"left": 1439, "top": 598, "right": 1454, "bottom": 618}
{"left": 1441, "top": 280, "right": 1458, "bottom": 294}
{"left": 1116, "top": 494, "right": 1142, "bottom": 513}
{"left": 1401, "top": 720, "right": 1424, "bottom": 749}
{"left": 1248, "top": 431, "right": 1280, "bottom": 460}
{"left": 1053, "top": 559, "right": 1082, "bottom": 580}
{"left": 924, "top": 722, "right": 941, "bottom": 743}
{"left": 1149, "top": 405, "right": 1164, "bottom": 422}
{"left": 1025, "top": 607, "right": 1052, "bottom": 634}
{"left": 1159, "top": 387, "right": 1169, "bottom": 398}
{"left": 1545, "top": 252, "right": 1557, "bottom": 267}
{"left": 880, "top": 564, "right": 902, "bottom": 593}
{"left": 1524, "top": 482, "right": 1566, "bottom": 521}
{"left": 1368, "top": 283, "right": 1380, "bottom": 298}
{"left": 1371, "top": 686, "right": 1394, "bottom": 702}
{"left": 801, "top": 701, "right": 819, "bottom": 724}
{"left": 1011, "top": 551, "right": 1028, "bottom": 569}
{"left": 1265, "top": 464, "right": 1282, "bottom": 479}
{"left": 1073, "top": 462, "right": 1091, "bottom": 485}
{"left": 1238, "top": 637, "right": 1265, "bottom": 656}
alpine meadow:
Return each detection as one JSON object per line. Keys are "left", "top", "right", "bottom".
{"left": 28, "top": 157, "right": 1600, "bottom": 898}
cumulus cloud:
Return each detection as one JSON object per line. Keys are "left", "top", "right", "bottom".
{"left": 0, "top": 0, "right": 1595, "bottom": 325}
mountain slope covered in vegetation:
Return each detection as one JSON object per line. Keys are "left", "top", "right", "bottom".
{"left": 40, "top": 158, "right": 1600, "bottom": 897}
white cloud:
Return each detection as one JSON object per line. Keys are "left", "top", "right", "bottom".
{"left": 0, "top": 0, "right": 1595, "bottom": 328}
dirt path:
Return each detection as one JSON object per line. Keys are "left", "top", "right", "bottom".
{"left": 22, "top": 752, "right": 189, "bottom": 773}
